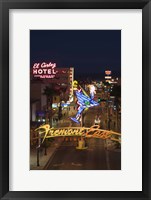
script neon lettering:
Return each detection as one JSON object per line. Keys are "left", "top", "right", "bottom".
{"left": 32, "top": 62, "right": 58, "bottom": 78}
{"left": 53, "top": 130, "right": 60, "bottom": 135}
{"left": 34, "top": 124, "right": 121, "bottom": 143}
{"left": 33, "top": 63, "right": 40, "bottom": 69}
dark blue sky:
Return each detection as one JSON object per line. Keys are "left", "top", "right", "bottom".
{"left": 30, "top": 30, "right": 121, "bottom": 79}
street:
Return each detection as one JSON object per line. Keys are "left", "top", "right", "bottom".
{"left": 45, "top": 138, "right": 121, "bottom": 170}
{"left": 54, "top": 104, "right": 121, "bottom": 133}
{"left": 44, "top": 105, "right": 121, "bottom": 170}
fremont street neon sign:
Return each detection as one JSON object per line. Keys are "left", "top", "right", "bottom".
{"left": 34, "top": 124, "right": 121, "bottom": 147}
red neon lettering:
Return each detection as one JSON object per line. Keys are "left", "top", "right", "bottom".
{"left": 38, "top": 69, "right": 43, "bottom": 74}
{"left": 51, "top": 63, "right": 56, "bottom": 68}
{"left": 32, "top": 62, "right": 58, "bottom": 78}
{"left": 52, "top": 68, "right": 57, "bottom": 74}
{"left": 43, "top": 69, "right": 48, "bottom": 74}
{"left": 47, "top": 69, "right": 52, "bottom": 74}
{"left": 33, "top": 63, "right": 39, "bottom": 69}
{"left": 33, "top": 69, "right": 37, "bottom": 74}
{"left": 41, "top": 62, "right": 47, "bottom": 68}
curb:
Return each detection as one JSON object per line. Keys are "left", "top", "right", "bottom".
{"left": 43, "top": 140, "right": 64, "bottom": 169}
{"left": 43, "top": 148, "right": 58, "bottom": 169}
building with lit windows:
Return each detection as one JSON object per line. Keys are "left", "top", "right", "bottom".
{"left": 30, "top": 65, "right": 74, "bottom": 122}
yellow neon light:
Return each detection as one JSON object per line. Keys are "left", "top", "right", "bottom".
{"left": 34, "top": 124, "right": 121, "bottom": 144}
{"left": 72, "top": 80, "right": 89, "bottom": 97}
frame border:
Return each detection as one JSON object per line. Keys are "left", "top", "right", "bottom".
{"left": 0, "top": 0, "right": 151, "bottom": 199}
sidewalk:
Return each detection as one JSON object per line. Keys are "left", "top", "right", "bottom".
{"left": 30, "top": 139, "right": 63, "bottom": 170}
{"left": 104, "top": 139, "right": 121, "bottom": 152}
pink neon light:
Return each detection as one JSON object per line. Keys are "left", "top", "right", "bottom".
{"left": 32, "top": 62, "right": 58, "bottom": 79}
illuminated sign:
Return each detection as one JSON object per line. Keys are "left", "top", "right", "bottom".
{"left": 32, "top": 62, "right": 58, "bottom": 78}
{"left": 88, "top": 84, "right": 96, "bottom": 99}
{"left": 71, "top": 81, "right": 99, "bottom": 124}
{"left": 105, "top": 70, "right": 111, "bottom": 75}
{"left": 34, "top": 124, "right": 121, "bottom": 147}
{"left": 52, "top": 103, "right": 58, "bottom": 108}
{"left": 61, "top": 103, "right": 69, "bottom": 107}
{"left": 105, "top": 76, "right": 112, "bottom": 79}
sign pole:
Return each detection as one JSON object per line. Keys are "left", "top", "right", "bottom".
{"left": 36, "top": 131, "right": 41, "bottom": 166}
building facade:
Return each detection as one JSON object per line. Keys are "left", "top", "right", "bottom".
{"left": 30, "top": 66, "right": 74, "bottom": 123}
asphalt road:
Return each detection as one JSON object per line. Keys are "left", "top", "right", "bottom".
{"left": 45, "top": 138, "right": 121, "bottom": 170}
{"left": 46, "top": 105, "right": 121, "bottom": 170}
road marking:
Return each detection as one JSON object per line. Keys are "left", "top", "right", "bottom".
{"left": 53, "top": 163, "right": 64, "bottom": 167}
{"left": 71, "top": 162, "right": 83, "bottom": 167}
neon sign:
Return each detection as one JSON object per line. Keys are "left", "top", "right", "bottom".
{"left": 71, "top": 81, "right": 99, "bottom": 124}
{"left": 88, "top": 84, "right": 96, "bottom": 99}
{"left": 105, "top": 76, "right": 112, "bottom": 79}
{"left": 105, "top": 70, "right": 111, "bottom": 75}
{"left": 34, "top": 124, "right": 121, "bottom": 147}
{"left": 32, "top": 62, "right": 58, "bottom": 79}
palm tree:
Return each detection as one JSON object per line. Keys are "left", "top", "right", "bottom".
{"left": 43, "top": 85, "right": 59, "bottom": 124}
{"left": 58, "top": 86, "right": 69, "bottom": 120}
{"left": 43, "top": 85, "right": 63, "bottom": 155}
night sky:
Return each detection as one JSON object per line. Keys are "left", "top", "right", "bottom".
{"left": 30, "top": 30, "right": 121, "bottom": 80}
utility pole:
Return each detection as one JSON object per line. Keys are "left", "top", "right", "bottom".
{"left": 36, "top": 131, "right": 41, "bottom": 166}
{"left": 106, "top": 96, "right": 111, "bottom": 131}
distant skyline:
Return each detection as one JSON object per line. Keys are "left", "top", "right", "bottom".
{"left": 30, "top": 30, "right": 121, "bottom": 79}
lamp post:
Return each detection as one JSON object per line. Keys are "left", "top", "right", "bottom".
{"left": 36, "top": 130, "right": 41, "bottom": 167}
{"left": 106, "top": 99, "right": 111, "bottom": 131}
